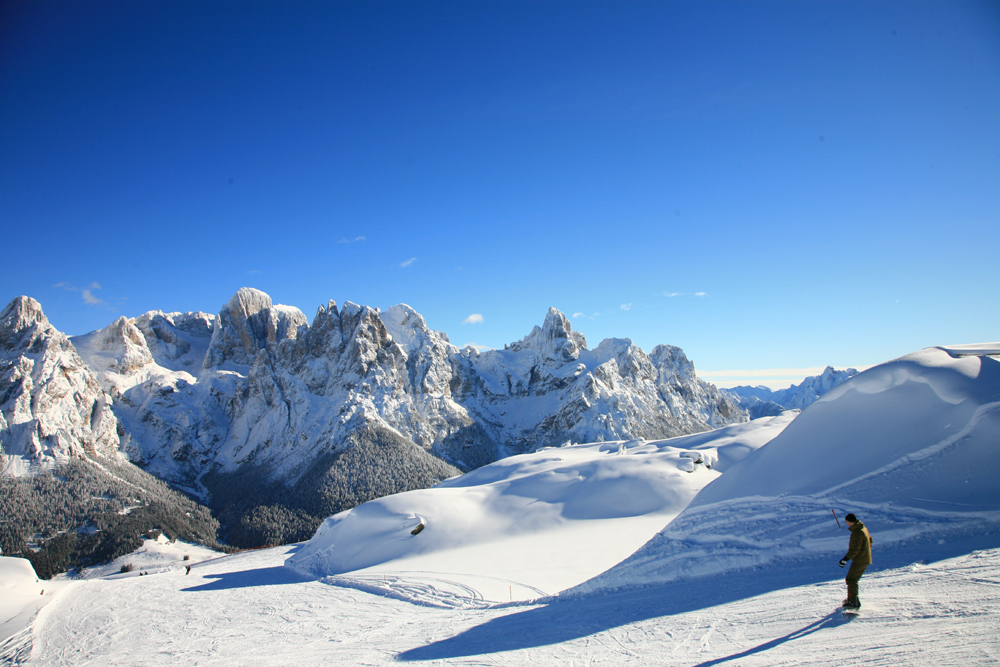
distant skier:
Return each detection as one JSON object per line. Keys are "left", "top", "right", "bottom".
{"left": 838, "top": 513, "right": 872, "bottom": 609}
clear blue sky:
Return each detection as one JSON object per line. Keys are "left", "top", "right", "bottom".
{"left": 2, "top": 1, "right": 998, "bottom": 388}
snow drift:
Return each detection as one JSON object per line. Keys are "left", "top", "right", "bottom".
{"left": 285, "top": 413, "right": 795, "bottom": 603}
{"left": 571, "top": 344, "right": 1000, "bottom": 594}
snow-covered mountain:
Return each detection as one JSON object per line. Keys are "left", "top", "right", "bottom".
{"left": 2, "top": 289, "right": 745, "bottom": 547}
{"left": 0, "top": 297, "right": 124, "bottom": 476}
{"left": 65, "top": 289, "right": 745, "bottom": 479}
{"left": 723, "top": 365, "right": 859, "bottom": 418}
{"left": 0, "top": 298, "right": 223, "bottom": 576}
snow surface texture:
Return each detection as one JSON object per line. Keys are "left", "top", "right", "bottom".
{"left": 4, "top": 525, "right": 999, "bottom": 665}
{"left": 3, "top": 291, "right": 746, "bottom": 495}
{"left": 723, "top": 365, "right": 858, "bottom": 418}
{"left": 0, "top": 538, "right": 220, "bottom": 646}
{"left": 286, "top": 413, "right": 795, "bottom": 603}
{"left": 574, "top": 344, "right": 1000, "bottom": 594}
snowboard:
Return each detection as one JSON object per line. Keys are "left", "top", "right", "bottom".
{"left": 840, "top": 605, "right": 861, "bottom": 616}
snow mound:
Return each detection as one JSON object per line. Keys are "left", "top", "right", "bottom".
{"left": 693, "top": 345, "right": 1000, "bottom": 507}
{"left": 571, "top": 345, "right": 1000, "bottom": 595}
{"left": 0, "top": 556, "right": 39, "bottom": 589}
{"left": 0, "top": 557, "right": 45, "bottom": 643}
{"left": 286, "top": 413, "right": 794, "bottom": 603}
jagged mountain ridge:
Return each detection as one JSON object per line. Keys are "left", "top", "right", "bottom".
{"left": 3, "top": 289, "right": 747, "bottom": 547}
{"left": 5, "top": 288, "right": 747, "bottom": 487}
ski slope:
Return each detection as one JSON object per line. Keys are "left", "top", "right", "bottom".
{"left": 4, "top": 543, "right": 999, "bottom": 666}
{"left": 3, "top": 344, "right": 999, "bottom": 665}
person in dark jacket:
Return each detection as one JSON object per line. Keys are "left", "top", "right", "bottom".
{"left": 838, "top": 512, "right": 872, "bottom": 609}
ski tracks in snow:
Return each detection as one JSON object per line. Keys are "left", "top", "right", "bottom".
{"left": 320, "top": 571, "right": 549, "bottom": 609}
{"left": 7, "top": 546, "right": 1000, "bottom": 666}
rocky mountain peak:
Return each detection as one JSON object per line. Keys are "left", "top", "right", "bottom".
{"left": 132, "top": 310, "right": 214, "bottom": 367}
{"left": 650, "top": 344, "right": 696, "bottom": 382}
{"left": 338, "top": 303, "right": 405, "bottom": 377}
{"left": 1, "top": 298, "right": 122, "bottom": 475}
{"left": 95, "top": 316, "right": 154, "bottom": 375}
{"left": 228, "top": 287, "right": 272, "bottom": 318}
{"left": 383, "top": 304, "right": 452, "bottom": 352}
{"left": 510, "top": 307, "right": 587, "bottom": 365}
{"left": 1, "top": 296, "right": 48, "bottom": 349}
{"left": 204, "top": 288, "right": 308, "bottom": 369}
{"left": 594, "top": 337, "right": 655, "bottom": 381}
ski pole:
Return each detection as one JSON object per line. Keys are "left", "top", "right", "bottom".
{"left": 832, "top": 509, "right": 841, "bottom": 529}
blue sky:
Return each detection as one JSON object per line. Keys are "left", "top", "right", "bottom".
{"left": 2, "top": 1, "right": 998, "bottom": 388}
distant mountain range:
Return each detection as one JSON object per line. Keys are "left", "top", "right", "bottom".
{"left": 722, "top": 366, "right": 859, "bottom": 418}
{"left": 1, "top": 288, "right": 747, "bottom": 554}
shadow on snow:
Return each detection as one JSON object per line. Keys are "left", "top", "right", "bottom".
{"left": 688, "top": 612, "right": 856, "bottom": 667}
{"left": 396, "top": 528, "right": 998, "bottom": 661}
{"left": 182, "top": 565, "right": 312, "bottom": 592}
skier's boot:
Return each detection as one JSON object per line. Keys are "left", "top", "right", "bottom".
{"left": 844, "top": 598, "right": 861, "bottom": 610}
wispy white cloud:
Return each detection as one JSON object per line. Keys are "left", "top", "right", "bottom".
{"left": 338, "top": 236, "right": 367, "bottom": 244}
{"left": 81, "top": 288, "right": 103, "bottom": 305}
{"left": 572, "top": 312, "right": 585, "bottom": 318}
{"left": 620, "top": 303, "right": 632, "bottom": 311}
{"left": 462, "top": 313, "right": 484, "bottom": 325}
{"left": 246, "top": 269, "right": 262, "bottom": 275}
{"left": 400, "top": 257, "right": 417, "bottom": 268}
{"left": 663, "top": 291, "right": 710, "bottom": 298}
{"left": 55, "top": 281, "right": 113, "bottom": 309}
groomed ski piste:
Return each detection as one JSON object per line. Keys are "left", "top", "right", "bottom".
{"left": 3, "top": 344, "right": 999, "bottom": 665}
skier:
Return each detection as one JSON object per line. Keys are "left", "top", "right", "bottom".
{"left": 838, "top": 512, "right": 872, "bottom": 610}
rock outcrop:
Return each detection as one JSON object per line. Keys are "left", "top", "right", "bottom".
{"left": 0, "top": 297, "right": 123, "bottom": 476}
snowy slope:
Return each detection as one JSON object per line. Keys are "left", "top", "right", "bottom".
{"left": 75, "top": 535, "right": 224, "bottom": 580}
{"left": 572, "top": 344, "right": 1000, "bottom": 594}
{"left": 286, "top": 413, "right": 795, "bottom": 603}
{"left": 5, "top": 533, "right": 999, "bottom": 665}
{"left": 0, "top": 537, "right": 222, "bottom": 647}
{"left": 0, "top": 557, "right": 46, "bottom": 644}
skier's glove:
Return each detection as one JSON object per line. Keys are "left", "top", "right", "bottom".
{"left": 839, "top": 559, "right": 847, "bottom": 568}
